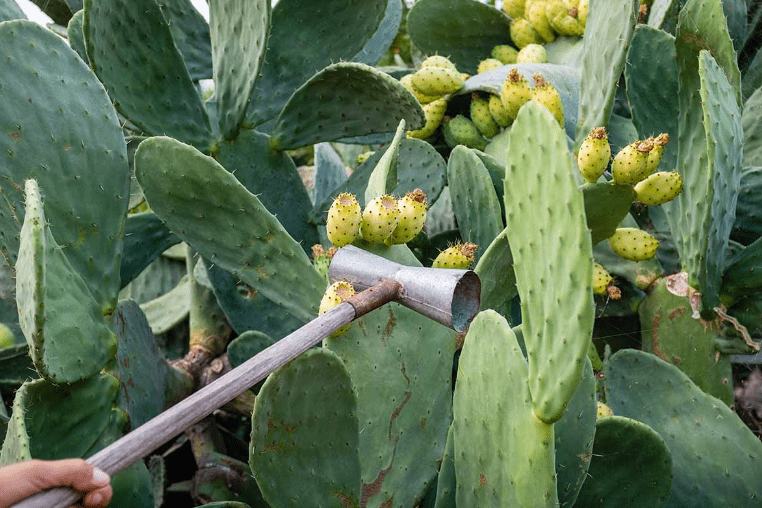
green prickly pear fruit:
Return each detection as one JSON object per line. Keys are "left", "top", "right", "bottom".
{"left": 593, "top": 262, "right": 613, "bottom": 295}
{"left": 510, "top": 18, "right": 543, "bottom": 48}
{"left": 326, "top": 192, "right": 362, "bottom": 247}
{"left": 0, "top": 323, "right": 14, "bottom": 348}
{"left": 503, "top": 0, "right": 525, "bottom": 18}
{"left": 608, "top": 227, "right": 659, "bottom": 262}
{"left": 517, "top": 43, "right": 548, "bottom": 63}
{"left": 577, "top": 0, "right": 589, "bottom": 25}
{"left": 410, "top": 66, "right": 465, "bottom": 96}
{"left": 387, "top": 189, "right": 427, "bottom": 245}
{"left": 442, "top": 115, "right": 487, "bottom": 150}
{"left": 531, "top": 74, "right": 564, "bottom": 126}
{"left": 526, "top": 2, "right": 556, "bottom": 42}
{"left": 500, "top": 68, "right": 533, "bottom": 120}
{"left": 312, "top": 244, "right": 337, "bottom": 282}
{"left": 420, "top": 54, "right": 458, "bottom": 72}
{"left": 432, "top": 242, "right": 478, "bottom": 269}
{"left": 634, "top": 171, "right": 683, "bottom": 206}
{"left": 611, "top": 139, "right": 653, "bottom": 186}
{"left": 645, "top": 133, "right": 669, "bottom": 174}
{"left": 597, "top": 401, "right": 614, "bottom": 418}
{"left": 477, "top": 58, "right": 504, "bottom": 74}
{"left": 577, "top": 127, "right": 611, "bottom": 183}
{"left": 489, "top": 94, "right": 512, "bottom": 127}
{"left": 400, "top": 73, "right": 442, "bottom": 105}
{"left": 319, "top": 281, "right": 356, "bottom": 336}
{"left": 407, "top": 97, "right": 448, "bottom": 139}
{"left": 470, "top": 94, "right": 501, "bottom": 138}
{"left": 360, "top": 195, "right": 399, "bottom": 244}
{"left": 491, "top": 44, "right": 519, "bottom": 64}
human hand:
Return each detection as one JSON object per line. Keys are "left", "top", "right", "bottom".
{"left": 0, "top": 459, "right": 112, "bottom": 508}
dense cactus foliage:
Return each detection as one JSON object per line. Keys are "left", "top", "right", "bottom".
{"left": 2, "top": 0, "right": 762, "bottom": 507}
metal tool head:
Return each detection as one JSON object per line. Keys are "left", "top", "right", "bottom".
{"left": 328, "top": 245, "right": 481, "bottom": 332}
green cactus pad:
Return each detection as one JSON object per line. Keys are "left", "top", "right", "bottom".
{"left": 353, "top": 0, "right": 403, "bottom": 66}
{"left": 25, "top": 0, "right": 72, "bottom": 25}
{"left": 433, "top": 424, "right": 455, "bottom": 508}
{"left": 582, "top": 181, "right": 636, "bottom": 246}
{"left": 246, "top": 0, "right": 388, "bottom": 127}
{"left": 227, "top": 330, "right": 275, "bottom": 369}
{"left": 0, "top": 20, "right": 130, "bottom": 313}
{"left": 743, "top": 89, "right": 762, "bottom": 168}
{"left": 158, "top": 0, "right": 213, "bottom": 81}
{"left": 66, "top": 9, "right": 87, "bottom": 62}
{"left": 407, "top": 0, "right": 512, "bottom": 75}
{"left": 108, "top": 461, "right": 155, "bottom": 508}
{"left": 250, "top": 348, "right": 361, "bottom": 508}
{"left": 474, "top": 228, "right": 517, "bottom": 312}
{"left": 270, "top": 63, "right": 424, "bottom": 151}
{"left": 16, "top": 180, "right": 118, "bottom": 383}
{"left": 574, "top": 416, "right": 673, "bottom": 508}
{"left": 624, "top": 25, "right": 678, "bottom": 173}
{"left": 453, "top": 310, "right": 558, "bottom": 507}
{"left": 0, "top": 374, "right": 120, "bottom": 466}
{"left": 575, "top": 0, "right": 639, "bottom": 150}
{"left": 0, "top": 345, "right": 36, "bottom": 385}
{"left": 210, "top": 0, "right": 269, "bottom": 138}
{"left": 605, "top": 349, "right": 762, "bottom": 507}
{"left": 0, "top": 0, "right": 25, "bottom": 21}
{"left": 84, "top": 0, "right": 213, "bottom": 150}
{"left": 216, "top": 130, "right": 318, "bottom": 250}
{"left": 732, "top": 169, "right": 762, "bottom": 245}
{"left": 120, "top": 212, "right": 182, "bottom": 289}
{"left": 366, "top": 120, "right": 406, "bottom": 204}
{"left": 314, "top": 143, "right": 350, "bottom": 207}
{"left": 447, "top": 146, "right": 503, "bottom": 263}
{"left": 138, "top": 274, "right": 190, "bottom": 336}
{"left": 722, "top": 237, "right": 762, "bottom": 303}
{"left": 503, "top": 101, "right": 595, "bottom": 423}
{"left": 135, "top": 136, "right": 324, "bottom": 324}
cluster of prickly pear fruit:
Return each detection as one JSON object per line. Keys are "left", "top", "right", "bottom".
{"left": 504, "top": 0, "right": 588, "bottom": 48}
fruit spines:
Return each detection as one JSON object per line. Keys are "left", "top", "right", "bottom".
{"left": 432, "top": 242, "right": 478, "bottom": 269}
{"left": 326, "top": 192, "right": 362, "bottom": 247}
{"left": 387, "top": 189, "right": 427, "bottom": 245}
{"left": 608, "top": 227, "right": 659, "bottom": 261}
{"left": 360, "top": 195, "right": 399, "bottom": 243}
{"left": 577, "top": 127, "right": 611, "bottom": 183}
{"left": 634, "top": 171, "right": 683, "bottom": 206}
{"left": 318, "top": 281, "right": 356, "bottom": 336}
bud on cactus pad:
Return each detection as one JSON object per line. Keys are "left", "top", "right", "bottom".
{"left": 510, "top": 18, "right": 543, "bottom": 48}
{"left": 470, "top": 94, "right": 500, "bottom": 138}
{"left": 645, "top": 133, "right": 669, "bottom": 174}
{"left": 577, "top": 127, "right": 611, "bottom": 183}
{"left": 410, "top": 66, "right": 465, "bottom": 96}
{"left": 531, "top": 74, "right": 564, "bottom": 126}
{"left": 360, "top": 195, "right": 399, "bottom": 243}
{"left": 319, "top": 281, "right": 356, "bottom": 337}
{"left": 432, "top": 242, "right": 478, "bottom": 269}
{"left": 489, "top": 94, "right": 513, "bottom": 127}
{"left": 442, "top": 115, "right": 487, "bottom": 150}
{"left": 419, "top": 54, "right": 458, "bottom": 72}
{"left": 500, "top": 68, "right": 533, "bottom": 120}
{"left": 596, "top": 401, "right": 614, "bottom": 419}
{"left": 634, "top": 171, "right": 683, "bottom": 206}
{"left": 608, "top": 227, "right": 659, "bottom": 261}
{"left": 387, "top": 189, "right": 427, "bottom": 245}
{"left": 477, "top": 58, "right": 504, "bottom": 74}
{"left": 326, "top": 193, "right": 362, "bottom": 247}
{"left": 491, "top": 44, "right": 519, "bottom": 64}
{"left": 611, "top": 139, "right": 653, "bottom": 186}
{"left": 517, "top": 43, "right": 548, "bottom": 63}
{"left": 407, "top": 97, "right": 447, "bottom": 139}
{"left": 593, "top": 262, "right": 613, "bottom": 296}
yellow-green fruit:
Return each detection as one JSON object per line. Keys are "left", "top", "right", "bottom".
{"left": 419, "top": 54, "right": 458, "bottom": 71}
{"left": 432, "top": 242, "right": 478, "bottom": 269}
{"left": 489, "top": 94, "right": 512, "bottom": 127}
{"left": 400, "top": 73, "right": 442, "bottom": 105}
{"left": 312, "top": 244, "right": 337, "bottom": 281}
{"left": 577, "top": 0, "right": 589, "bottom": 25}
{"left": 0, "top": 323, "right": 14, "bottom": 348}
{"left": 360, "top": 195, "right": 399, "bottom": 243}
{"left": 356, "top": 151, "right": 374, "bottom": 166}
{"left": 501, "top": 68, "right": 533, "bottom": 120}
{"left": 612, "top": 139, "right": 654, "bottom": 186}
{"left": 593, "top": 262, "right": 613, "bottom": 295}
{"left": 326, "top": 192, "right": 362, "bottom": 247}
{"left": 634, "top": 171, "right": 683, "bottom": 206}
{"left": 577, "top": 127, "right": 611, "bottom": 183}
{"left": 510, "top": 18, "right": 543, "bottom": 48}
{"left": 531, "top": 74, "right": 564, "bottom": 126}
{"left": 517, "top": 43, "right": 548, "bottom": 63}
{"left": 477, "top": 58, "right": 504, "bottom": 74}
{"left": 387, "top": 189, "right": 428, "bottom": 245}
{"left": 410, "top": 66, "right": 465, "bottom": 95}
{"left": 597, "top": 401, "right": 614, "bottom": 419}
{"left": 527, "top": 2, "right": 556, "bottom": 42}
{"left": 645, "top": 133, "right": 670, "bottom": 174}
{"left": 503, "top": 0, "right": 525, "bottom": 18}
{"left": 491, "top": 44, "right": 519, "bottom": 64}
{"left": 442, "top": 115, "right": 487, "bottom": 150}
{"left": 319, "top": 281, "right": 356, "bottom": 336}
{"left": 470, "top": 94, "right": 501, "bottom": 138}
{"left": 407, "top": 97, "right": 448, "bottom": 139}
{"left": 608, "top": 227, "right": 659, "bottom": 261}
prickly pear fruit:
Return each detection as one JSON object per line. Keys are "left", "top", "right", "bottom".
{"left": 517, "top": 43, "right": 548, "bottom": 63}
{"left": 432, "top": 242, "right": 478, "bottom": 269}
{"left": 645, "top": 133, "right": 669, "bottom": 174}
{"left": 611, "top": 139, "right": 653, "bottom": 186}
{"left": 593, "top": 262, "right": 613, "bottom": 296}
{"left": 501, "top": 68, "right": 533, "bottom": 120}
{"left": 442, "top": 115, "right": 487, "bottom": 150}
{"left": 577, "top": 0, "right": 589, "bottom": 25}
{"left": 312, "top": 244, "right": 337, "bottom": 282}
{"left": 356, "top": 151, "right": 374, "bottom": 166}
{"left": 400, "top": 73, "right": 442, "bottom": 105}
{"left": 360, "top": 195, "right": 399, "bottom": 244}
{"left": 634, "top": 171, "right": 683, "bottom": 206}
{"left": 0, "top": 323, "right": 14, "bottom": 348}
{"left": 608, "top": 227, "right": 659, "bottom": 262}
{"left": 420, "top": 54, "right": 458, "bottom": 72}
{"left": 531, "top": 74, "right": 564, "bottom": 126}
{"left": 319, "top": 281, "right": 356, "bottom": 336}
{"left": 326, "top": 192, "right": 362, "bottom": 247}
{"left": 491, "top": 44, "right": 519, "bottom": 64}
{"left": 577, "top": 127, "right": 611, "bottom": 183}
{"left": 410, "top": 66, "right": 465, "bottom": 96}
{"left": 502, "top": 0, "right": 525, "bottom": 18}
{"left": 527, "top": 2, "right": 556, "bottom": 42}
{"left": 407, "top": 97, "right": 447, "bottom": 139}
{"left": 489, "top": 94, "right": 513, "bottom": 127}
{"left": 470, "top": 94, "right": 500, "bottom": 138}
{"left": 477, "top": 58, "right": 504, "bottom": 74}
{"left": 597, "top": 401, "right": 614, "bottom": 418}
{"left": 387, "top": 189, "right": 427, "bottom": 245}
{"left": 510, "top": 18, "right": 543, "bottom": 48}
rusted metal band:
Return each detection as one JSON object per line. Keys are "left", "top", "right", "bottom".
{"left": 344, "top": 279, "right": 402, "bottom": 318}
